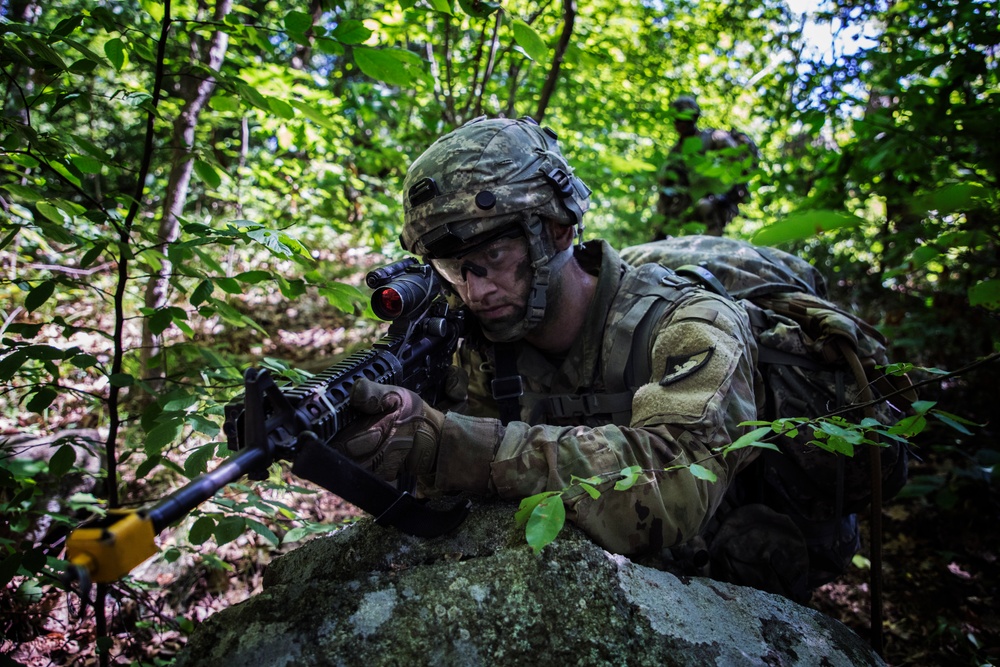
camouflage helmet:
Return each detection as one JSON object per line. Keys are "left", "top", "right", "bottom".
{"left": 401, "top": 116, "right": 591, "bottom": 258}
{"left": 671, "top": 95, "right": 701, "bottom": 121}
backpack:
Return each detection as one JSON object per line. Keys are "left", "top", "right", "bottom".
{"left": 618, "top": 236, "right": 916, "bottom": 592}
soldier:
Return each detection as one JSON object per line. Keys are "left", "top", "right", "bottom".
{"left": 655, "top": 96, "right": 757, "bottom": 239}
{"left": 334, "top": 117, "right": 808, "bottom": 599}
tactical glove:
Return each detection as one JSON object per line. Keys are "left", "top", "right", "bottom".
{"left": 336, "top": 378, "right": 503, "bottom": 494}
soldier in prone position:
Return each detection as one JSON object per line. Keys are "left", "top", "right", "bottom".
{"left": 332, "top": 117, "right": 808, "bottom": 600}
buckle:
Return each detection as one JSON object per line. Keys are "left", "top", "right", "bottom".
{"left": 491, "top": 375, "right": 524, "bottom": 401}
{"left": 543, "top": 168, "right": 574, "bottom": 198}
{"left": 548, "top": 394, "right": 602, "bottom": 418}
{"left": 408, "top": 177, "right": 440, "bottom": 207}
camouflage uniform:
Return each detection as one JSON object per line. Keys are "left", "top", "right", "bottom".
{"left": 446, "top": 239, "right": 765, "bottom": 556}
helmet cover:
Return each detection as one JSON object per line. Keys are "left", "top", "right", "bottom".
{"left": 401, "top": 116, "right": 590, "bottom": 257}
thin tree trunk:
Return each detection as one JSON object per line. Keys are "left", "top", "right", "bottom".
{"left": 140, "top": 0, "right": 233, "bottom": 381}
{"left": 535, "top": 0, "right": 576, "bottom": 122}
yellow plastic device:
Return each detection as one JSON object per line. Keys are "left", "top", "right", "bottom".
{"left": 66, "top": 510, "right": 158, "bottom": 584}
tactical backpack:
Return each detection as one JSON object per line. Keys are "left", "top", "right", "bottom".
{"left": 618, "top": 236, "right": 916, "bottom": 594}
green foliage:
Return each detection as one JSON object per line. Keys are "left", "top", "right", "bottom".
{"left": 1, "top": 0, "right": 997, "bottom": 662}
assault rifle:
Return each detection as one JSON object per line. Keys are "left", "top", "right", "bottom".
{"left": 66, "top": 258, "right": 471, "bottom": 586}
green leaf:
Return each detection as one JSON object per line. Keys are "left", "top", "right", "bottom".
{"left": 209, "top": 94, "right": 241, "bottom": 112}
{"left": 26, "top": 387, "right": 58, "bottom": 414}
{"left": 23, "top": 345, "right": 64, "bottom": 361}
{"left": 579, "top": 482, "right": 601, "bottom": 500}
{"left": 969, "top": 279, "right": 1000, "bottom": 311}
{"left": 235, "top": 270, "right": 271, "bottom": 284}
{"left": 266, "top": 97, "right": 295, "bottom": 119}
{"left": 149, "top": 308, "right": 175, "bottom": 335}
{"left": 70, "top": 154, "right": 102, "bottom": 174}
{"left": 104, "top": 38, "right": 126, "bottom": 71}
{"left": 246, "top": 519, "right": 280, "bottom": 546}
{"left": 191, "top": 279, "right": 214, "bottom": 306}
{"left": 512, "top": 20, "right": 549, "bottom": 62}
{"left": 931, "top": 410, "right": 975, "bottom": 436}
{"left": 457, "top": 0, "right": 500, "bottom": 17}
{"left": 216, "top": 277, "right": 242, "bottom": 294}
{"left": 183, "top": 442, "right": 217, "bottom": 478}
{"left": 752, "top": 210, "right": 864, "bottom": 246}
{"left": 0, "top": 350, "right": 28, "bottom": 382}
{"left": 189, "top": 516, "right": 216, "bottom": 545}
{"left": 79, "top": 241, "right": 108, "bottom": 268}
{"left": 614, "top": 465, "right": 642, "bottom": 491}
{"left": 53, "top": 15, "right": 85, "bottom": 38}
{"left": 108, "top": 373, "right": 135, "bottom": 387}
{"left": 49, "top": 444, "right": 77, "bottom": 477}
{"left": 353, "top": 47, "right": 421, "bottom": 86}
{"left": 332, "top": 20, "right": 373, "bottom": 44}
{"left": 688, "top": 463, "right": 718, "bottom": 483}
{"left": 236, "top": 81, "right": 270, "bottom": 111}
{"left": 145, "top": 419, "right": 183, "bottom": 453}
{"left": 213, "top": 516, "right": 246, "bottom": 545}
{"left": 246, "top": 228, "right": 295, "bottom": 257}
{"left": 282, "top": 526, "right": 313, "bottom": 544}
{"left": 910, "top": 182, "right": 985, "bottom": 216}
{"left": 515, "top": 491, "right": 559, "bottom": 526}
{"left": 0, "top": 552, "right": 22, "bottom": 588}
{"left": 288, "top": 100, "right": 339, "bottom": 130}
{"left": 817, "top": 420, "right": 864, "bottom": 444}
{"left": 525, "top": 494, "right": 566, "bottom": 553}
{"left": 720, "top": 426, "right": 774, "bottom": 455}
{"left": 194, "top": 160, "right": 222, "bottom": 189}
{"left": 25, "top": 281, "right": 56, "bottom": 312}
{"left": 135, "top": 454, "right": 161, "bottom": 480}
{"left": 62, "top": 37, "right": 106, "bottom": 66}
{"left": 426, "top": 0, "right": 453, "bottom": 14}
{"left": 284, "top": 10, "right": 314, "bottom": 36}
{"left": 70, "top": 353, "right": 98, "bottom": 369}
{"left": 187, "top": 414, "right": 220, "bottom": 437}
{"left": 318, "top": 282, "right": 364, "bottom": 313}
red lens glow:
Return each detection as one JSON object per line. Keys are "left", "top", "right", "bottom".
{"left": 379, "top": 288, "right": 403, "bottom": 318}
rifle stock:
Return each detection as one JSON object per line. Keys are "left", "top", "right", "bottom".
{"left": 66, "top": 259, "right": 470, "bottom": 585}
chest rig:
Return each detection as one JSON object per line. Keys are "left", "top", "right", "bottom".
{"left": 490, "top": 263, "right": 703, "bottom": 427}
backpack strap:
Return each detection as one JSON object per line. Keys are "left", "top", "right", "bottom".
{"left": 604, "top": 265, "right": 699, "bottom": 402}
{"left": 492, "top": 342, "right": 524, "bottom": 426}
{"left": 674, "top": 264, "right": 732, "bottom": 300}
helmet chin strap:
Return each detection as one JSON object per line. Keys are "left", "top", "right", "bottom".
{"left": 480, "top": 243, "right": 574, "bottom": 344}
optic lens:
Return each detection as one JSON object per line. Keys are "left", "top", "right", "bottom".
{"left": 376, "top": 288, "right": 404, "bottom": 319}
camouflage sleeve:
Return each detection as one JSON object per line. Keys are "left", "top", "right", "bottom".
{"left": 489, "top": 294, "right": 762, "bottom": 556}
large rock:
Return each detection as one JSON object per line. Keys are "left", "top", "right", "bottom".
{"left": 176, "top": 500, "right": 883, "bottom": 667}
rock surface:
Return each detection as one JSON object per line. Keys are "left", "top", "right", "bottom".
{"left": 176, "top": 499, "right": 884, "bottom": 667}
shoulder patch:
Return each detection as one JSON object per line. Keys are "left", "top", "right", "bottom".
{"left": 659, "top": 346, "right": 715, "bottom": 386}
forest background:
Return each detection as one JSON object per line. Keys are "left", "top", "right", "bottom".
{"left": 1, "top": 0, "right": 998, "bottom": 665}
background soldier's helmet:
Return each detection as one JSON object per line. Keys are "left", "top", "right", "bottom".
{"left": 401, "top": 116, "right": 590, "bottom": 258}
{"left": 400, "top": 117, "right": 591, "bottom": 343}
{"left": 671, "top": 96, "right": 701, "bottom": 121}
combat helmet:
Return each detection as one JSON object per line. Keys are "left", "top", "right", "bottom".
{"left": 671, "top": 95, "right": 701, "bottom": 121}
{"left": 401, "top": 116, "right": 591, "bottom": 342}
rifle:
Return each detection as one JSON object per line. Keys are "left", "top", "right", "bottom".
{"left": 65, "top": 258, "right": 471, "bottom": 587}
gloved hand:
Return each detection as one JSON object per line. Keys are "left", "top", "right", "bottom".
{"left": 336, "top": 378, "right": 444, "bottom": 482}
{"left": 335, "top": 378, "right": 505, "bottom": 494}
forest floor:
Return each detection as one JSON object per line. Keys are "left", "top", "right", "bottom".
{"left": 2, "top": 279, "right": 998, "bottom": 667}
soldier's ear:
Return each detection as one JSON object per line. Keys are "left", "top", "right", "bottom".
{"left": 545, "top": 218, "right": 575, "bottom": 252}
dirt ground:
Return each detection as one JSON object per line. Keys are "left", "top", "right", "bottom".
{"left": 809, "top": 441, "right": 1000, "bottom": 666}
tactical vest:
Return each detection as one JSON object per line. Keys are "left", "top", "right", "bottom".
{"left": 493, "top": 262, "right": 701, "bottom": 428}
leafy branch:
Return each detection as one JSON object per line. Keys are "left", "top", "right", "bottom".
{"left": 514, "top": 382, "right": 981, "bottom": 554}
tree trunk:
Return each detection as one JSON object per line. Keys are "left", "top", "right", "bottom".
{"left": 140, "top": 0, "right": 234, "bottom": 381}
